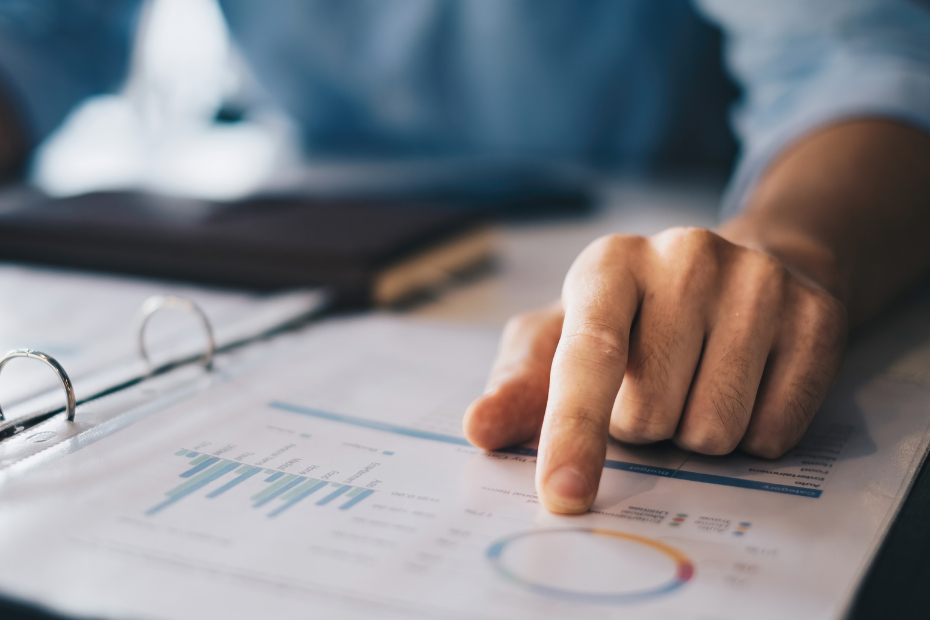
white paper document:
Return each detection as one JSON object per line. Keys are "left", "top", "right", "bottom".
{"left": 0, "top": 310, "right": 929, "bottom": 620}
{"left": 0, "top": 263, "right": 325, "bottom": 411}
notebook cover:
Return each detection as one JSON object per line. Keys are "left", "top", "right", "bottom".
{"left": 0, "top": 191, "right": 488, "bottom": 306}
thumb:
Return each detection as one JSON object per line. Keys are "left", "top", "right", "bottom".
{"left": 463, "top": 302, "right": 563, "bottom": 450}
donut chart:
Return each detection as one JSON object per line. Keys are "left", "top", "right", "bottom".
{"left": 487, "top": 528, "right": 693, "bottom": 604}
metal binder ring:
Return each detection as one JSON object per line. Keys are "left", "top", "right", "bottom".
{"left": 0, "top": 350, "right": 76, "bottom": 422}
{"left": 136, "top": 295, "right": 216, "bottom": 370}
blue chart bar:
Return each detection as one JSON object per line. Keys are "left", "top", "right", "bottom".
{"left": 268, "top": 480, "right": 329, "bottom": 518}
{"left": 316, "top": 485, "right": 351, "bottom": 506}
{"left": 207, "top": 466, "right": 263, "bottom": 498}
{"left": 151, "top": 450, "right": 379, "bottom": 517}
{"left": 340, "top": 489, "right": 375, "bottom": 510}
{"left": 181, "top": 457, "right": 219, "bottom": 478}
{"left": 254, "top": 477, "right": 306, "bottom": 508}
{"left": 146, "top": 461, "right": 239, "bottom": 515}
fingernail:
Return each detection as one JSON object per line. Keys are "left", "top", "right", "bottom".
{"left": 543, "top": 467, "right": 591, "bottom": 513}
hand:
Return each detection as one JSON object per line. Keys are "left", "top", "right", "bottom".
{"left": 463, "top": 227, "right": 847, "bottom": 514}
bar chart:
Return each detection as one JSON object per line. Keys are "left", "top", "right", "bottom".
{"left": 145, "top": 449, "right": 376, "bottom": 516}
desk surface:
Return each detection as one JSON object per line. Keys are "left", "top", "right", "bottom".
{"left": 1, "top": 179, "right": 927, "bottom": 619}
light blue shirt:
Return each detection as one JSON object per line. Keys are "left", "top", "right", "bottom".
{"left": 1, "top": 0, "right": 929, "bottom": 212}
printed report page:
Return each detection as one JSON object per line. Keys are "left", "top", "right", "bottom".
{"left": 0, "top": 263, "right": 324, "bottom": 410}
{"left": 0, "top": 311, "right": 928, "bottom": 620}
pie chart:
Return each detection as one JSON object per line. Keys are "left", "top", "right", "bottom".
{"left": 487, "top": 528, "right": 693, "bottom": 604}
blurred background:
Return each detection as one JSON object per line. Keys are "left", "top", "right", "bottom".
{"left": 33, "top": 0, "right": 299, "bottom": 201}
{"left": 29, "top": 0, "right": 739, "bottom": 205}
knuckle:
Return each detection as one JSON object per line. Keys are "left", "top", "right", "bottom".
{"left": 651, "top": 228, "right": 725, "bottom": 296}
{"left": 737, "top": 250, "right": 790, "bottom": 305}
{"left": 679, "top": 229, "right": 724, "bottom": 266}
{"left": 801, "top": 288, "right": 848, "bottom": 335}
{"left": 565, "top": 234, "right": 645, "bottom": 293}
{"left": 610, "top": 407, "right": 676, "bottom": 443}
{"left": 747, "top": 249, "right": 785, "bottom": 277}
{"left": 654, "top": 227, "right": 722, "bottom": 265}
{"left": 669, "top": 254, "right": 719, "bottom": 300}
{"left": 581, "top": 234, "right": 647, "bottom": 265}
{"left": 741, "top": 433, "right": 794, "bottom": 460}
{"left": 681, "top": 226, "right": 721, "bottom": 251}
{"left": 502, "top": 311, "right": 534, "bottom": 337}
{"left": 742, "top": 383, "right": 821, "bottom": 459}
{"left": 601, "top": 232, "right": 647, "bottom": 253}
{"left": 755, "top": 252, "right": 789, "bottom": 290}
{"left": 655, "top": 226, "right": 719, "bottom": 253}
{"left": 560, "top": 320, "right": 629, "bottom": 365}
{"left": 676, "top": 426, "right": 741, "bottom": 455}
{"left": 552, "top": 405, "right": 609, "bottom": 438}
{"left": 502, "top": 305, "right": 563, "bottom": 343}
{"left": 677, "top": 385, "right": 752, "bottom": 455}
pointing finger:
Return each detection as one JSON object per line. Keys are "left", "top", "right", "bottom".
{"left": 536, "top": 235, "right": 645, "bottom": 514}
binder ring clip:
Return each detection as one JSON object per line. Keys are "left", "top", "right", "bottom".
{"left": 136, "top": 295, "right": 216, "bottom": 371}
{"left": 0, "top": 349, "right": 76, "bottom": 423}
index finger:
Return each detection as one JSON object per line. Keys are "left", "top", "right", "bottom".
{"left": 536, "top": 235, "right": 645, "bottom": 513}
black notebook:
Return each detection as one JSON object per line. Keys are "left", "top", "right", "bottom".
{"left": 0, "top": 191, "right": 496, "bottom": 307}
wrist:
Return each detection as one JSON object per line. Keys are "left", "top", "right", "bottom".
{"left": 717, "top": 213, "right": 851, "bottom": 306}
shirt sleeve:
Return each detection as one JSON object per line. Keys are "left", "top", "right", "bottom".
{"left": 694, "top": 0, "right": 930, "bottom": 217}
{"left": 0, "top": 0, "right": 142, "bottom": 147}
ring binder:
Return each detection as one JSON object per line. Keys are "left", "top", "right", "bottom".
{"left": 135, "top": 295, "right": 216, "bottom": 371}
{"left": 0, "top": 349, "right": 76, "bottom": 439}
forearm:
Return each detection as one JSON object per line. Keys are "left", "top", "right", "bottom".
{"left": 719, "top": 119, "right": 930, "bottom": 326}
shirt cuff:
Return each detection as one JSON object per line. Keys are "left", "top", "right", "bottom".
{"left": 720, "top": 60, "right": 930, "bottom": 218}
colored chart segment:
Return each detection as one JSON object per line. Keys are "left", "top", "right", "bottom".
{"left": 145, "top": 450, "right": 376, "bottom": 517}
{"left": 487, "top": 529, "right": 693, "bottom": 604}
